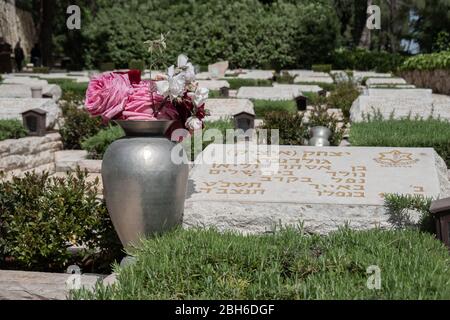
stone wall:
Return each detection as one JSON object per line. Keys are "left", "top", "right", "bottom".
{"left": 399, "top": 69, "right": 450, "bottom": 95}
{"left": 0, "top": 0, "right": 37, "bottom": 56}
{"left": 0, "top": 133, "right": 62, "bottom": 178}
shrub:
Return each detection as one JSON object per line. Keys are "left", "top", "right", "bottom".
{"left": 306, "top": 104, "right": 344, "bottom": 146}
{"left": 400, "top": 51, "right": 450, "bottom": 71}
{"left": 99, "top": 62, "right": 116, "bottom": 72}
{"left": 0, "top": 169, "right": 122, "bottom": 272}
{"left": 73, "top": 227, "right": 450, "bottom": 300}
{"left": 81, "top": 1, "right": 339, "bottom": 70}
{"left": 262, "top": 111, "right": 307, "bottom": 145}
{"left": 312, "top": 64, "right": 332, "bottom": 73}
{"left": 227, "top": 78, "right": 272, "bottom": 90}
{"left": 384, "top": 194, "right": 435, "bottom": 233}
{"left": 81, "top": 125, "right": 125, "bottom": 160}
{"left": 273, "top": 71, "right": 295, "bottom": 84}
{"left": 33, "top": 67, "right": 50, "bottom": 74}
{"left": 349, "top": 118, "right": 450, "bottom": 166}
{"left": 332, "top": 48, "right": 406, "bottom": 73}
{"left": 327, "top": 81, "right": 360, "bottom": 118}
{"left": 59, "top": 103, "right": 104, "bottom": 150}
{"left": 253, "top": 100, "right": 297, "bottom": 118}
{"left": 129, "top": 59, "right": 145, "bottom": 72}
{"left": 0, "top": 120, "right": 27, "bottom": 141}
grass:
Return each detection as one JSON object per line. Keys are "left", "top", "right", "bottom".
{"left": 81, "top": 125, "right": 125, "bottom": 159}
{"left": 45, "top": 78, "right": 88, "bottom": 102}
{"left": 0, "top": 119, "right": 27, "bottom": 141}
{"left": 72, "top": 227, "right": 450, "bottom": 300}
{"left": 349, "top": 118, "right": 450, "bottom": 166}
{"left": 225, "top": 78, "right": 272, "bottom": 90}
{"left": 252, "top": 99, "right": 297, "bottom": 119}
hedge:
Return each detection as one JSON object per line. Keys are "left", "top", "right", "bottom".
{"left": 400, "top": 51, "right": 450, "bottom": 71}
{"left": 0, "top": 120, "right": 27, "bottom": 141}
{"left": 332, "top": 48, "right": 406, "bottom": 73}
{"left": 81, "top": 0, "right": 340, "bottom": 70}
{"left": 73, "top": 227, "right": 450, "bottom": 300}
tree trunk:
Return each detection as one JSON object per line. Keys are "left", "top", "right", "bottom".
{"left": 39, "top": 0, "right": 55, "bottom": 67}
{"left": 358, "top": 0, "right": 373, "bottom": 49}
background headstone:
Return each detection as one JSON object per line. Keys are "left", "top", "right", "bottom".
{"left": 205, "top": 99, "right": 255, "bottom": 121}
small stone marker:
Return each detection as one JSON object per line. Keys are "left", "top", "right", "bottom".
{"left": 237, "top": 86, "right": 301, "bottom": 101}
{"left": 205, "top": 99, "right": 254, "bottom": 121}
{"left": 183, "top": 144, "right": 450, "bottom": 234}
{"left": 208, "top": 61, "right": 229, "bottom": 79}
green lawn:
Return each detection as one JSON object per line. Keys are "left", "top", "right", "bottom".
{"left": 73, "top": 228, "right": 450, "bottom": 300}
{"left": 252, "top": 99, "right": 297, "bottom": 119}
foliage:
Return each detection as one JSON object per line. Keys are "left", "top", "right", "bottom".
{"left": 294, "top": 81, "right": 336, "bottom": 92}
{"left": 400, "top": 51, "right": 450, "bottom": 71}
{"left": 312, "top": 64, "right": 332, "bottom": 73}
{"left": 262, "top": 111, "right": 307, "bottom": 145}
{"left": 99, "top": 62, "right": 116, "bottom": 72}
{"left": 349, "top": 118, "right": 450, "bottom": 166}
{"left": 72, "top": 227, "right": 450, "bottom": 300}
{"left": 227, "top": 78, "right": 272, "bottom": 90}
{"left": 33, "top": 67, "right": 50, "bottom": 74}
{"left": 129, "top": 59, "right": 145, "bottom": 72}
{"left": 306, "top": 104, "right": 344, "bottom": 146}
{"left": 253, "top": 100, "right": 297, "bottom": 119}
{"left": 59, "top": 103, "right": 104, "bottom": 150}
{"left": 273, "top": 71, "right": 295, "bottom": 84}
{"left": 327, "top": 80, "right": 360, "bottom": 118}
{"left": 79, "top": 0, "right": 339, "bottom": 70}
{"left": 433, "top": 31, "right": 450, "bottom": 52}
{"left": 0, "top": 120, "right": 28, "bottom": 141}
{"left": 81, "top": 125, "right": 125, "bottom": 160}
{"left": 384, "top": 194, "right": 435, "bottom": 234}
{"left": 332, "top": 48, "right": 406, "bottom": 73}
{"left": 0, "top": 169, "right": 123, "bottom": 272}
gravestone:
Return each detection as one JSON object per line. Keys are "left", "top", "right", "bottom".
{"left": 353, "top": 71, "right": 392, "bottom": 79}
{"left": 237, "top": 70, "right": 274, "bottom": 80}
{"left": 293, "top": 75, "right": 334, "bottom": 84}
{"left": 349, "top": 95, "right": 450, "bottom": 121}
{"left": 196, "top": 80, "right": 230, "bottom": 91}
{"left": 272, "top": 83, "right": 323, "bottom": 94}
{"left": 208, "top": 61, "right": 229, "bottom": 79}
{"left": 183, "top": 144, "right": 450, "bottom": 234}
{"left": 366, "top": 88, "right": 432, "bottom": 99}
{"left": 205, "top": 99, "right": 254, "bottom": 121}
{"left": 366, "top": 77, "right": 407, "bottom": 86}
{"left": 237, "top": 86, "right": 302, "bottom": 100}
{"left": 2, "top": 77, "right": 62, "bottom": 101}
{"left": 0, "top": 98, "right": 61, "bottom": 128}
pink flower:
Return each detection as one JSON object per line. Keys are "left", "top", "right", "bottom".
{"left": 85, "top": 72, "right": 132, "bottom": 122}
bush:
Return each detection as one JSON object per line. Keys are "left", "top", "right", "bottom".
{"left": 400, "top": 51, "right": 450, "bottom": 71}
{"left": 384, "top": 194, "right": 435, "bottom": 233}
{"left": 73, "top": 227, "right": 450, "bottom": 300}
{"left": 81, "top": 125, "right": 125, "bottom": 160}
{"left": 129, "top": 59, "right": 145, "bottom": 72}
{"left": 33, "top": 67, "right": 50, "bottom": 74}
{"left": 332, "top": 48, "right": 406, "bottom": 73}
{"left": 0, "top": 120, "right": 27, "bottom": 141}
{"left": 262, "top": 111, "right": 307, "bottom": 145}
{"left": 0, "top": 169, "right": 122, "bottom": 272}
{"left": 59, "top": 103, "right": 104, "bottom": 150}
{"left": 46, "top": 78, "right": 89, "bottom": 102}
{"left": 227, "top": 78, "right": 272, "bottom": 90}
{"left": 273, "top": 71, "right": 295, "bottom": 84}
{"left": 312, "top": 64, "right": 332, "bottom": 73}
{"left": 327, "top": 81, "right": 360, "bottom": 118}
{"left": 81, "top": 1, "right": 339, "bottom": 70}
{"left": 349, "top": 118, "right": 450, "bottom": 166}
{"left": 253, "top": 100, "right": 297, "bottom": 118}
{"left": 99, "top": 62, "right": 116, "bottom": 72}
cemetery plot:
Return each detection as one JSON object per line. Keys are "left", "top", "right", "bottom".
{"left": 272, "top": 83, "right": 323, "bottom": 94}
{"left": 237, "top": 86, "right": 302, "bottom": 100}
{"left": 196, "top": 80, "right": 230, "bottom": 90}
{"left": 237, "top": 70, "right": 274, "bottom": 80}
{"left": 204, "top": 99, "right": 254, "bottom": 121}
{"left": 366, "top": 77, "right": 407, "bottom": 86}
{"left": 0, "top": 98, "right": 61, "bottom": 128}
{"left": 184, "top": 144, "right": 450, "bottom": 234}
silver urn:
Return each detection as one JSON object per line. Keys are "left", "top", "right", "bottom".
{"left": 308, "top": 126, "right": 332, "bottom": 147}
{"left": 102, "top": 120, "right": 189, "bottom": 247}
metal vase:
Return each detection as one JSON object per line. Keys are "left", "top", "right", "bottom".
{"left": 308, "top": 126, "right": 332, "bottom": 147}
{"left": 102, "top": 120, "right": 189, "bottom": 247}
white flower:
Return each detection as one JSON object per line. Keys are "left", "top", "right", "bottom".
{"left": 156, "top": 65, "right": 186, "bottom": 100}
{"left": 188, "top": 86, "right": 209, "bottom": 107}
{"left": 177, "top": 54, "right": 195, "bottom": 83}
{"left": 185, "top": 116, "right": 203, "bottom": 131}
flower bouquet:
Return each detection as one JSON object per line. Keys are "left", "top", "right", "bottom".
{"left": 84, "top": 53, "right": 209, "bottom": 134}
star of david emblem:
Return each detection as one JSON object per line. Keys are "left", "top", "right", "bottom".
{"left": 377, "top": 150, "right": 414, "bottom": 164}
